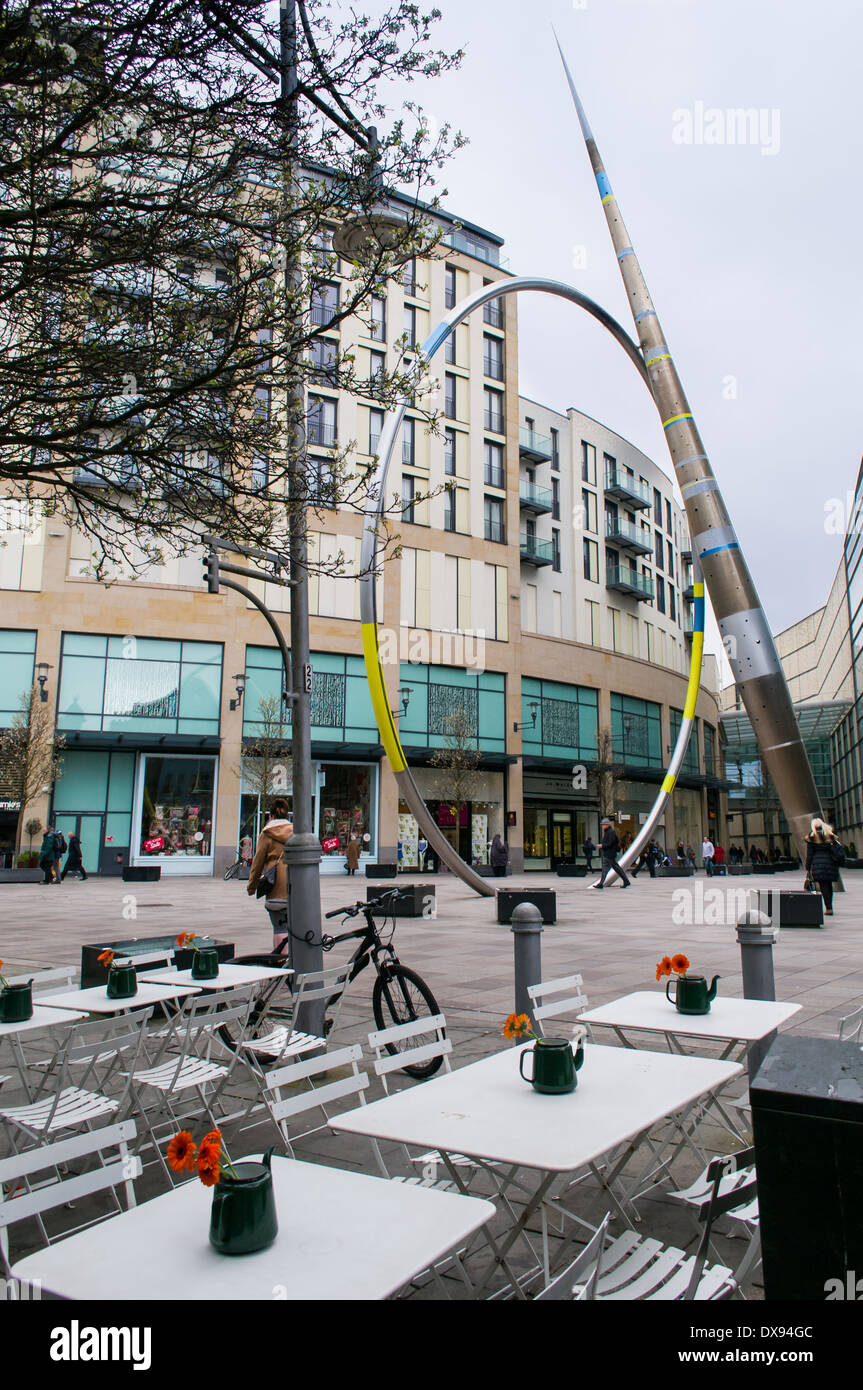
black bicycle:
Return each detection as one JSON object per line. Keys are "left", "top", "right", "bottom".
{"left": 226, "top": 889, "right": 444, "bottom": 1078}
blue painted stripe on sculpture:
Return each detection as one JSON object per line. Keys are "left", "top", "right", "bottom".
{"left": 700, "top": 541, "right": 740, "bottom": 558}
{"left": 634, "top": 310, "right": 657, "bottom": 322}
{"left": 596, "top": 171, "right": 612, "bottom": 197}
{"left": 617, "top": 248, "right": 635, "bottom": 261}
{"left": 693, "top": 596, "right": 706, "bottom": 627}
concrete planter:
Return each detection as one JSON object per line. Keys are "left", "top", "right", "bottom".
{"left": 367, "top": 884, "right": 435, "bottom": 917}
{"left": 496, "top": 889, "right": 557, "bottom": 925}
{"left": 0, "top": 868, "right": 43, "bottom": 883}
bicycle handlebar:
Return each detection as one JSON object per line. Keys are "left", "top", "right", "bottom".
{"left": 324, "top": 888, "right": 409, "bottom": 920}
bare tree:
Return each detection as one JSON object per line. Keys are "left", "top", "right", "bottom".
{"left": 589, "top": 726, "right": 626, "bottom": 824}
{"left": 236, "top": 694, "right": 292, "bottom": 823}
{"left": 0, "top": 0, "right": 465, "bottom": 574}
{"left": 0, "top": 688, "right": 65, "bottom": 852}
{"left": 429, "top": 704, "right": 481, "bottom": 861}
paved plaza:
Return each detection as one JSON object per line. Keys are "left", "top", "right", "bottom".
{"left": 2, "top": 867, "right": 860, "bottom": 1298}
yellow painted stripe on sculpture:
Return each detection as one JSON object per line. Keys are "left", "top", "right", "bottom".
{"left": 361, "top": 622, "right": 406, "bottom": 772}
{"left": 661, "top": 773, "right": 676, "bottom": 794}
{"left": 682, "top": 629, "right": 704, "bottom": 722}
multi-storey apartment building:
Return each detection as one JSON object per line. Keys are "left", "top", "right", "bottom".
{"left": 0, "top": 199, "right": 724, "bottom": 877}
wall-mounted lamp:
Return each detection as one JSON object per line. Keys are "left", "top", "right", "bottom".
{"left": 36, "top": 661, "right": 52, "bottom": 703}
{"left": 513, "top": 700, "right": 539, "bottom": 734}
{"left": 229, "top": 673, "right": 246, "bottom": 711}
{"left": 391, "top": 687, "right": 412, "bottom": 718}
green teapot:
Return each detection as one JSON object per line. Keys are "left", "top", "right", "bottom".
{"left": 666, "top": 973, "right": 720, "bottom": 1015}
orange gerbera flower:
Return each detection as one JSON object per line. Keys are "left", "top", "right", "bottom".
{"left": 655, "top": 956, "right": 673, "bottom": 981}
{"left": 671, "top": 954, "right": 690, "bottom": 976}
{"left": 196, "top": 1147, "right": 221, "bottom": 1187}
{"left": 176, "top": 932, "right": 196, "bottom": 949}
{"left": 201, "top": 1129, "right": 222, "bottom": 1147}
{"left": 503, "top": 1013, "right": 533, "bottom": 1041}
{"left": 166, "top": 1130, "right": 197, "bottom": 1172}
{"left": 97, "top": 949, "right": 114, "bottom": 968}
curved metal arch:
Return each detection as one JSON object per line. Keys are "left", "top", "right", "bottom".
{"left": 359, "top": 276, "right": 705, "bottom": 895}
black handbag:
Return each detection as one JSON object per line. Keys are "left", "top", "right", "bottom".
{"left": 255, "top": 864, "right": 277, "bottom": 899}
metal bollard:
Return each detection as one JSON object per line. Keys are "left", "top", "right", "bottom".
{"left": 511, "top": 902, "right": 543, "bottom": 1020}
{"left": 736, "top": 909, "right": 778, "bottom": 1075}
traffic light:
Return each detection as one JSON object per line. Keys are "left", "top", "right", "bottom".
{"left": 204, "top": 551, "right": 220, "bottom": 593}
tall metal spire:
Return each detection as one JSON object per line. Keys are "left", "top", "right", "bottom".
{"left": 555, "top": 36, "right": 821, "bottom": 852}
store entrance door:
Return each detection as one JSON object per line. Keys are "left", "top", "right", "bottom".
{"left": 550, "top": 811, "right": 574, "bottom": 869}
{"left": 54, "top": 813, "right": 105, "bottom": 875}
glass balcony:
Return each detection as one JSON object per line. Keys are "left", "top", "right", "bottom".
{"left": 683, "top": 616, "right": 695, "bottom": 638}
{"left": 605, "top": 518, "right": 653, "bottom": 554}
{"left": 680, "top": 529, "right": 693, "bottom": 560}
{"left": 605, "top": 466, "right": 651, "bottom": 510}
{"left": 519, "top": 480, "right": 554, "bottom": 514}
{"left": 606, "top": 565, "right": 655, "bottom": 601}
{"left": 519, "top": 426, "right": 552, "bottom": 462}
{"left": 520, "top": 533, "right": 554, "bottom": 566}
{"left": 444, "top": 231, "right": 509, "bottom": 270}
{"left": 682, "top": 582, "right": 695, "bottom": 602}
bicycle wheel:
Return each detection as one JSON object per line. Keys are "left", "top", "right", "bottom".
{"left": 372, "top": 965, "right": 444, "bottom": 1079}
{"left": 224, "top": 861, "right": 240, "bottom": 880}
{"left": 216, "top": 967, "right": 293, "bottom": 1061}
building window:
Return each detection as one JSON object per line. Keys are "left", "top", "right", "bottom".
{"left": 583, "top": 537, "right": 599, "bottom": 583}
{"left": 310, "top": 454, "right": 338, "bottom": 507}
{"left": 611, "top": 692, "right": 662, "bottom": 767}
{"left": 307, "top": 395, "right": 336, "bottom": 447}
{"left": 656, "top": 574, "right": 666, "bottom": 614}
{"left": 482, "top": 281, "right": 504, "bottom": 328}
{"left": 369, "top": 407, "right": 384, "bottom": 456}
{"left": 484, "top": 440, "right": 504, "bottom": 489}
{"left": 57, "top": 634, "right": 222, "bottom": 736}
{"left": 403, "top": 304, "right": 417, "bottom": 348}
{"left": 444, "top": 428, "right": 456, "bottom": 476}
{"left": 444, "top": 486, "right": 456, "bottom": 532}
{"left": 401, "top": 474, "right": 415, "bottom": 523}
{"left": 582, "top": 489, "right": 597, "bottom": 533}
{"left": 402, "top": 417, "right": 415, "bottom": 466}
{"left": 552, "top": 528, "right": 561, "bottom": 572}
{"left": 444, "top": 264, "right": 457, "bottom": 309}
{"left": 552, "top": 478, "right": 560, "bottom": 521}
{"left": 137, "top": 755, "right": 216, "bottom": 860}
{"left": 653, "top": 487, "right": 662, "bottom": 526}
{"left": 444, "top": 330, "right": 456, "bottom": 365}
{"left": 667, "top": 539, "right": 674, "bottom": 578}
{"left": 254, "top": 385, "right": 271, "bottom": 422}
{"left": 483, "top": 334, "right": 504, "bottom": 381}
{"left": 310, "top": 281, "right": 339, "bottom": 327}
{"left": 370, "top": 294, "right": 386, "bottom": 342}
{"left": 251, "top": 455, "right": 268, "bottom": 490}
{"left": 369, "top": 349, "right": 386, "bottom": 389}
{"left": 666, "top": 498, "right": 673, "bottom": 535}
{"left": 581, "top": 440, "right": 597, "bottom": 485}
{"left": 444, "top": 373, "right": 457, "bottom": 420}
{"left": 551, "top": 427, "right": 559, "bottom": 470}
{"left": 484, "top": 387, "right": 504, "bottom": 434}
{"left": 484, "top": 495, "right": 505, "bottom": 543}
{"left": 654, "top": 531, "right": 664, "bottom": 570}
{"left": 402, "top": 257, "right": 417, "bottom": 296}
{"left": 309, "top": 336, "right": 338, "bottom": 383}
{"left": 585, "top": 599, "right": 600, "bottom": 645}
{"left": 669, "top": 586, "right": 676, "bottom": 622}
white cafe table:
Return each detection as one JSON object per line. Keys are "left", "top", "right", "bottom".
{"left": 332, "top": 1042, "right": 742, "bottom": 1296}
{"left": 36, "top": 981, "right": 204, "bottom": 1014}
{"left": 0, "top": 1007, "right": 88, "bottom": 1100}
{"left": 139, "top": 963, "right": 292, "bottom": 991}
{"left": 11, "top": 1154, "right": 496, "bottom": 1301}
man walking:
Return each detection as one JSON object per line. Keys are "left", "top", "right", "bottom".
{"left": 701, "top": 835, "right": 715, "bottom": 877}
{"left": 591, "top": 816, "right": 630, "bottom": 889}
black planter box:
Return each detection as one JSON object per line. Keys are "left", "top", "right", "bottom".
{"left": 122, "top": 866, "right": 161, "bottom": 883}
{"left": 656, "top": 866, "right": 693, "bottom": 878}
{"left": 364, "top": 863, "right": 397, "bottom": 879}
{"left": 367, "top": 884, "right": 435, "bottom": 917}
{"left": 557, "top": 864, "right": 588, "bottom": 877}
{"left": 752, "top": 1036, "right": 863, "bottom": 1300}
{"left": 727, "top": 865, "right": 752, "bottom": 875}
{"left": 81, "top": 934, "right": 234, "bottom": 988}
{"left": 496, "top": 889, "right": 556, "bottom": 925}
{"left": 758, "top": 890, "right": 824, "bottom": 928}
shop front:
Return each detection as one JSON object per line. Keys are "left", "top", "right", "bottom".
{"left": 522, "top": 771, "right": 598, "bottom": 870}
{"left": 398, "top": 767, "right": 505, "bottom": 870}
{"left": 237, "top": 758, "right": 379, "bottom": 874}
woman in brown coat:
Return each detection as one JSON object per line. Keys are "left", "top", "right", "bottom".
{"left": 247, "top": 799, "right": 293, "bottom": 946}
{"left": 345, "top": 835, "right": 361, "bottom": 875}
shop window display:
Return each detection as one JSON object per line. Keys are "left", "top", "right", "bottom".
{"left": 318, "top": 764, "right": 372, "bottom": 858}
{"left": 139, "top": 756, "right": 215, "bottom": 858}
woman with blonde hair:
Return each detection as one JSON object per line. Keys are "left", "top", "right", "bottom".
{"left": 804, "top": 818, "right": 845, "bottom": 917}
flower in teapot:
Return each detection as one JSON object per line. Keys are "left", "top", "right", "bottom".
{"left": 503, "top": 1013, "right": 538, "bottom": 1042}
{"left": 656, "top": 952, "right": 690, "bottom": 982}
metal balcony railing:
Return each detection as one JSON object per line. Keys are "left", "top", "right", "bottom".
{"left": 519, "top": 481, "right": 554, "bottom": 513}
{"left": 606, "top": 565, "right": 655, "bottom": 600}
{"left": 483, "top": 353, "right": 504, "bottom": 381}
{"left": 484, "top": 465, "right": 505, "bottom": 489}
{"left": 605, "top": 517, "right": 653, "bottom": 553}
{"left": 605, "top": 466, "right": 651, "bottom": 509}
{"left": 484, "top": 410, "right": 505, "bottom": 434}
{"left": 519, "top": 426, "right": 553, "bottom": 461}
{"left": 520, "top": 533, "right": 554, "bottom": 565}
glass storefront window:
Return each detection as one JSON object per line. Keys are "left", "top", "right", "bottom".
{"left": 318, "top": 764, "right": 374, "bottom": 858}
{"left": 524, "top": 807, "right": 549, "bottom": 867}
{"left": 138, "top": 755, "right": 216, "bottom": 858}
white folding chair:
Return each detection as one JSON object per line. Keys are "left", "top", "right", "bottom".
{"left": 534, "top": 1214, "right": 612, "bottom": 1300}
{"left": 536, "top": 1152, "right": 760, "bottom": 1301}
{"left": 0, "top": 1012, "right": 151, "bottom": 1151}
{"left": 261, "top": 1043, "right": 387, "bottom": 1171}
{"left": 238, "top": 964, "right": 352, "bottom": 1072}
{"left": 4, "top": 966, "right": 76, "bottom": 999}
{"left": 0, "top": 1118, "right": 141, "bottom": 1260}
{"left": 527, "top": 974, "right": 589, "bottom": 1038}
{"left": 124, "top": 989, "right": 254, "bottom": 1183}
{"left": 838, "top": 1003, "right": 863, "bottom": 1044}
{"left": 667, "top": 1147, "right": 759, "bottom": 1256}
